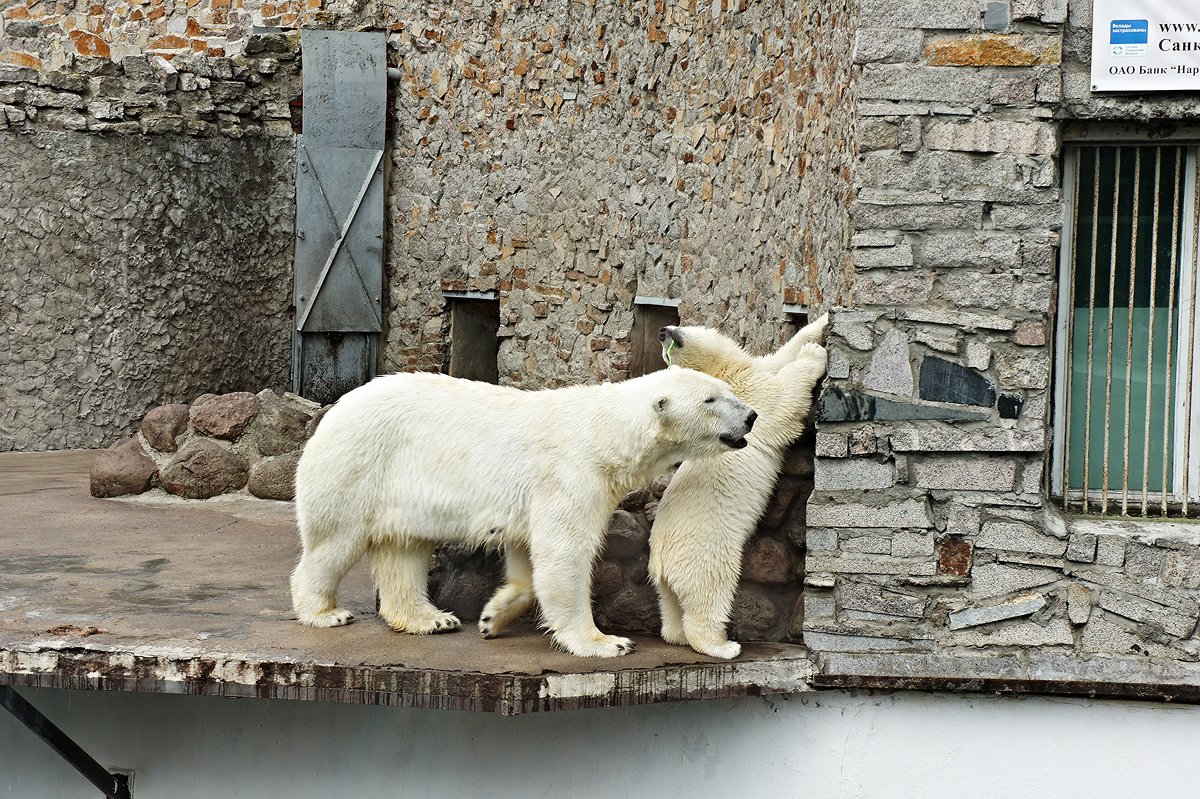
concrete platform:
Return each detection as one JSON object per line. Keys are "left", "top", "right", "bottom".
{"left": 0, "top": 451, "right": 814, "bottom": 714}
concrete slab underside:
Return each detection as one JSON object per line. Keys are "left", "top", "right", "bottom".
{"left": 0, "top": 451, "right": 814, "bottom": 714}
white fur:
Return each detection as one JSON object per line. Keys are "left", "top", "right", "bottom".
{"left": 290, "top": 366, "right": 755, "bottom": 658}
{"left": 649, "top": 315, "right": 829, "bottom": 659}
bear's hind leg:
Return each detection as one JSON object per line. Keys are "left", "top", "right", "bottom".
{"left": 370, "top": 538, "right": 461, "bottom": 634}
{"left": 291, "top": 535, "right": 365, "bottom": 628}
{"left": 674, "top": 560, "right": 743, "bottom": 660}
{"left": 479, "top": 543, "right": 535, "bottom": 639}
{"left": 655, "top": 578, "right": 688, "bottom": 646}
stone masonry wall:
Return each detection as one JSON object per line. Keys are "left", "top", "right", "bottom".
{"left": 379, "top": 0, "right": 858, "bottom": 384}
{"left": 805, "top": 0, "right": 1200, "bottom": 689}
{"left": 0, "top": 34, "right": 301, "bottom": 451}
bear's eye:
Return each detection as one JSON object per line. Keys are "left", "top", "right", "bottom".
{"left": 704, "top": 397, "right": 716, "bottom": 404}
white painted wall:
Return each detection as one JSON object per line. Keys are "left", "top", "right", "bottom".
{"left": 2, "top": 688, "right": 1197, "bottom": 798}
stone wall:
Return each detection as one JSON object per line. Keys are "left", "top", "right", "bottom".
{"left": 0, "top": 35, "right": 300, "bottom": 452}
{"left": 379, "top": 0, "right": 858, "bottom": 384}
{"left": 805, "top": 0, "right": 1200, "bottom": 689}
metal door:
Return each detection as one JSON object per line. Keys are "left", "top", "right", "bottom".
{"left": 292, "top": 29, "right": 386, "bottom": 404}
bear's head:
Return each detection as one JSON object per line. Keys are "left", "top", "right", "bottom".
{"left": 657, "top": 325, "right": 752, "bottom": 383}
{"left": 647, "top": 366, "right": 758, "bottom": 453}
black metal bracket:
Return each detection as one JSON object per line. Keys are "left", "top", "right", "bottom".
{"left": 0, "top": 685, "right": 132, "bottom": 798}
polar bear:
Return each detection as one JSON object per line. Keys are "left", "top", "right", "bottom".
{"left": 648, "top": 315, "right": 828, "bottom": 659}
{"left": 290, "top": 367, "right": 756, "bottom": 658}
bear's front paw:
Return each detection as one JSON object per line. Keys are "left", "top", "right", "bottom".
{"left": 798, "top": 341, "right": 828, "bottom": 369}
{"left": 691, "top": 639, "right": 741, "bottom": 660}
{"left": 386, "top": 610, "right": 461, "bottom": 635}
{"left": 557, "top": 632, "right": 637, "bottom": 658}
{"left": 298, "top": 608, "right": 355, "bottom": 628}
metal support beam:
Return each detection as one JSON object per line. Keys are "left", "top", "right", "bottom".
{"left": 0, "top": 686, "right": 131, "bottom": 799}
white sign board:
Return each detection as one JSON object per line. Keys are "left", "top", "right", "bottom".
{"left": 1091, "top": 0, "right": 1200, "bottom": 91}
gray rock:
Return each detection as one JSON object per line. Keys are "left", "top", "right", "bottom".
{"left": 592, "top": 560, "right": 625, "bottom": 597}
{"left": 1067, "top": 583, "right": 1093, "bottom": 625}
{"left": 248, "top": 452, "right": 300, "bottom": 501}
{"left": 433, "top": 570, "right": 497, "bottom": 622}
{"left": 140, "top": 403, "right": 190, "bottom": 453}
{"left": 729, "top": 587, "right": 781, "bottom": 639}
{"left": 191, "top": 392, "right": 261, "bottom": 440}
{"left": 89, "top": 436, "right": 157, "bottom": 498}
{"left": 253, "top": 390, "right": 312, "bottom": 456}
{"left": 977, "top": 521, "right": 1066, "bottom": 557}
{"left": 742, "top": 536, "right": 793, "bottom": 585}
{"left": 864, "top": 329, "right": 913, "bottom": 397}
{"left": 814, "top": 458, "right": 896, "bottom": 490}
{"left": 808, "top": 497, "right": 933, "bottom": 529}
{"left": 160, "top": 439, "right": 249, "bottom": 499}
{"left": 603, "top": 510, "right": 649, "bottom": 560}
{"left": 919, "top": 356, "right": 996, "bottom": 406}
{"left": 1066, "top": 533, "right": 1098, "bottom": 563}
{"left": 599, "top": 585, "right": 659, "bottom": 633}
{"left": 760, "top": 478, "right": 803, "bottom": 529}
{"left": 948, "top": 593, "right": 1045, "bottom": 630}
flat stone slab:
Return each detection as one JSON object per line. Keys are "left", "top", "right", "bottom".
{"left": 0, "top": 451, "right": 814, "bottom": 715}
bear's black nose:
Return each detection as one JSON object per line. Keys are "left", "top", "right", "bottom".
{"left": 746, "top": 411, "right": 758, "bottom": 429}
{"left": 659, "top": 327, "right": 684, "bottom": 347}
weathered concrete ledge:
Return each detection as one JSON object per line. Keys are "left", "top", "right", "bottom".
{"left": 0, "top": 451, "right": 813, "bottom": 715}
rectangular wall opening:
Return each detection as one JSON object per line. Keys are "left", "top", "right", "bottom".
{"left": 445, "top": 293, "right": 500, "bottom": 384}
{"left": 630, "top": 297, "right": 681, "bottom": 378}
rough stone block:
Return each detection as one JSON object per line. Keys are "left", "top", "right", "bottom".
{"left": 983, "top": 1, "right": 1011, "bottom": 31}
{"left": 918, "top": 356, "right": 997, "bottom": 407}
{"left": 160, "top": 439, "right": 249, "bottom": 499}
{"left": 815, "top": 432, "right": 850, "bottom": 459}
{"left": 1072, "top": 569, "right": 1198, "bottom": 614}
{"left": 848, "top": 428, "right": 878, "bottom": 456}
{"left": 1066, "top": 532, "right": 1098, "bottom": 563}
{"left": 1096, "top": 591, "right": 1198, "bottom": 639}
{"left": 827, "top": 350, "right": 851, "bottom": 380}
{"left": 850, "top": 271, "right": 933, "bottom": 305}
{"left": 977, "top": 521, "right": 1066, "bottom": 556}
{"left": 889, "top": 426, "right": 1044, "bottom": 452}
{"left": 807, "top": 528, "right": 839, "bottom": 552}
{"left": 89, "top": 435, "right": 158, "bottom": 498}
{"left": 965, "top": 341, "right": 991, "bottom": 370}
{"left": 603, "top": 509, "right": 649, "bottom": 560}
{"left": 814, "top": 459, "right": 897, "bottom": 491}
{"left": 999, "top": 392, "right": 1025, "bottom": 419}
{"left": 994, "top": 349, "right": 1050, "bottom": 389}
{"left": 912, "top": 456, "right": 1017, "bottom": 492}
{"left": 926, "top": 34, "right": 1061, "bottom": 66}
{"left": 852, "top": 244, "right": 915, "bottom": 269}
{"left": 140, "top": 404, "right": 190, "bottom": 453}
{"left": 950, "top": 618, "right": 1073, "bottom": 647}
{"left": 191, "top": 392, "right": 262, "bottom": 440}
{"left": 1163, "top": 552, "right": 1200, "bottom": 590}
{"left": 901, "top": 308, "right": 1016, "bottom": 332}
{"left": 925, "top": 119, "right": 1058, "bottom": 155}
{"left": 911, "top": 326, "right": 961, "bottom": 354}
{"left": 1095, "top": 535, "right": 1127, "bottom": 567}
{"left": 808, "top": 497, "right": 933, "bottom": 529}
{"left": 864, "top": 329, "right": 914, "bottom": 396}
{"left": 838, "top": 323, "right": 876, "bottom": 350}
{"left": 248, "top": 452, "right": 300, "bottom": 501}
{"left": 944, "top": 504, "right": 983, "bottom": 536}
{"left": 854, "top": 28, "right": 925, "bottom": 63}
{"left": 818, "top": 387, "right": 991, "bottom": 423}
{"left": 742, "top": 536, "right": 793, "bottom": 585}
{"left": 937, "top": 535, "right": 974, "bottom": 576}
{"left": 893, "top": 532, "right": 936, "bottom": 558}
{"left": 253, "top": 390, "right": 313, "bottom": 457}
{"left": 948, "top": 592, "right": 1045, "bottom": 630}
{"left": 840, "top": 581, "right": 928, "bottom": 618}
{"left": 859, "top": 0, "right": 983, "bottom": 30}
{"left": 938, "top": 271, "right": 1015, "bottom": 310}
{"left": 1067, "top": 583, "right": 1093, "bottom": 625}
{"left": 852, "top": 201, "right": 983, "bottom": 231}
{"left": 841, "top": 534, "right": 893, "bottom": 555}
{"left": 969, "top": 562, "right": 1060, "bottom": 598}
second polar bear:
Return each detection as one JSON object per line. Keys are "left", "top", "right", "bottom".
{"left": 649, "top": 316, "right": 829, "bottom": 659}
{"left": 290, "top": 366, "right": 756, "bottom": 658}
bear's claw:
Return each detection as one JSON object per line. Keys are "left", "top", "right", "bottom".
{"left": 299, "top": 609, "right": 355, "bottom": 627}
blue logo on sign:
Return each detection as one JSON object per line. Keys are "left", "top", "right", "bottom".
{"left": 1110, "top": 19, "right": 1149, "bottom": 44}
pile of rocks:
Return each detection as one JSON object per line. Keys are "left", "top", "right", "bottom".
{"left": 429, "top": 434, "right": 816, "bottom": 643}
{"left": 90, "top": 390, "right": 328, "bottom": 501}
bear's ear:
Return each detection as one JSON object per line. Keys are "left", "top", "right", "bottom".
{"left": 654, "top": 396, "right": 670, "bottom": 413}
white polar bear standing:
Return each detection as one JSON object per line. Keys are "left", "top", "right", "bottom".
{"left": 290, "top": 366, "right": 757, "bottom": 658}
{"left": 649, "top": 315, "right": 829, "bottom": 659}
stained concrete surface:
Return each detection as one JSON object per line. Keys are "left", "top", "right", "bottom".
{"left": 0, "top": 451, "right": 813, "bottom": 713}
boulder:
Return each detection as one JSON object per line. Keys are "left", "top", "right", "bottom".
{"left": 253, "top": 390, "right": 312, "bottom": 456}
{"left": 160, "top": 439, "right": 249, "bottom": 499}
{"left": 90, "top": 435, "right": 157, "bottom": 498}
{"left": 190, "top": 392, "right": 260, "bottom": 440}
{"left": 247, "top": 452, "right": 300, "bottom": 500}
{"left": 140, "top": 403, "right": 189, "bottom": 452}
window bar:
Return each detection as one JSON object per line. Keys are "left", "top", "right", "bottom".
{"left": 1122, "top": 149, "right": 1142, "bottom": 516}
{"left": 1062, "top": 150, "right": 1083, "bottom": 513}
{"left": 1101, "top": 148, "right": 1123, "bottom": 513}
{"left": 1161, "top": 149, "right": 1183, "bottom": 516}
{"left": 1184, "top": 158, "right": 1200, "bottom": 518}
{"left": 1142, "top": 148, "right": 1163, "bottom": 516}
{"left": 1083, "top": 147, "right": 1103, "bottom": 514}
